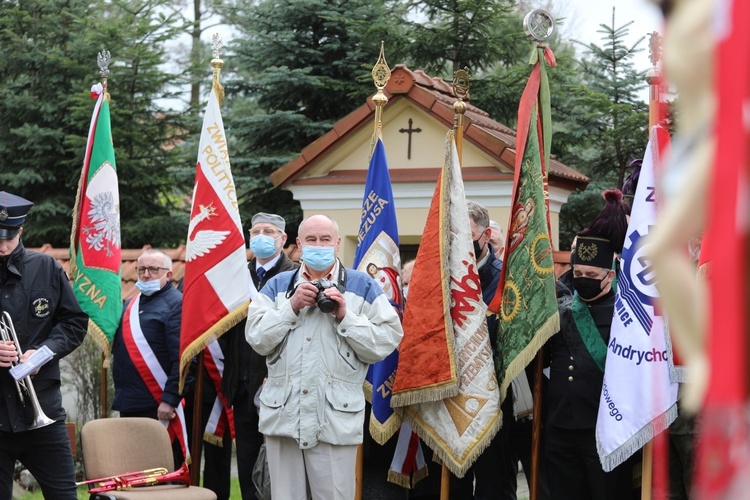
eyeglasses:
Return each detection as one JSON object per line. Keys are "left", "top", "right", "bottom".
{"left": 136, "top": 266, "right": 169, "bottom": 276}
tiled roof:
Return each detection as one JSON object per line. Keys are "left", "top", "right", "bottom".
{"left": 271, "top": 64, "right": 589, "bottom": 190}
{"left": 30, "top": 244, "right": 570, "bottom": 301}
{"left": 29, "top": 245, "right": 299, "bottom": 301}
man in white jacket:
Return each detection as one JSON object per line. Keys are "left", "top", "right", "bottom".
{"left": 246, "top": 214, "right": 403, "bottom": 500}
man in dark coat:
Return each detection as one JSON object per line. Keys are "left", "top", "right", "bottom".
{"left": 0, "top": 192, "right": 88, "bottom": 499}
{"left": 112, "top": 249, "right": 185, "bottom": 468}
{"left": 222, "top": 212, "right": 298, "bottom": 499}
{"left": 544, "top": 191, "right": 633, "bottom": 500}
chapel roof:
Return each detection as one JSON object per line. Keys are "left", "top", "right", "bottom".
{"left": 271, "top": 64, "right": 589, "bottom": 190}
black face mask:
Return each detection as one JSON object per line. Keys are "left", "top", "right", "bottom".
{"left": 572, "top": 275, "right": 608, "bottom": 300}
{"left": 473, "top": 239, "right": 484, "bottom": 260}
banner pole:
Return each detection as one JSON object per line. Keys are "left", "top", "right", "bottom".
{"left": 100, "top": 352, "right": 107, "bottom": 418}
{"left": 641, "top": 31, "right": 663, "bottom": 500}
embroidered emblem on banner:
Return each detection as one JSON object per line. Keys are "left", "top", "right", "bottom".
{"left": 84, "top": 180, "right": 121, "bottom": 258}
{"left": 186, "top": 198, "right": 230, "bottom": 262}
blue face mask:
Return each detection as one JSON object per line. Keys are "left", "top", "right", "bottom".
{"left": 302, "top": 245, "right": 336, "bottom": 271}
{"left": 250, "top": 234, "right": 279, "bottom": 259}
{"left": 136, "top": 278, "right": 163, "bottom": 296}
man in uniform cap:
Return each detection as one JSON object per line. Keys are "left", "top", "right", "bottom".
{"left": 0, "top": 191, "right": 88, "bottom": 498}
{"left": 222, "top": 212, "right": 298, "bottom": 499}
{"left": 543, "top": 190, "right": 633, "bottom": 499}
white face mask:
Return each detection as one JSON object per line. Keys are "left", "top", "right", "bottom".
{"left": 135, "top": 277, "right": 163, "bottom": 296}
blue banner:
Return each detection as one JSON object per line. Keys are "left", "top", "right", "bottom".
{"left": 353, "top": 137, "right": 403, "bottom": 443}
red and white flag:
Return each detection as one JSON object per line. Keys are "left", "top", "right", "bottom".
{"left": 694, "top": 0, "right": 750, "bottom": 495}
{"left": 179, "top": 83, "right": 250, "bottom": 392}
{"left": 202, "top": 339, "right": 235, "bottom": 445}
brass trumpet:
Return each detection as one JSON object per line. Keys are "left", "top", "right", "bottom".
{"left": 78, "top": 462, "right": 191, "bottom": 493}
{"left": 0, "top": 311, "right": 55, "bottom": 429}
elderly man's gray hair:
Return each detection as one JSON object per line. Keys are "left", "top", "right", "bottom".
{"left": 466, "top": 201, "right": 490, "bottom": 229}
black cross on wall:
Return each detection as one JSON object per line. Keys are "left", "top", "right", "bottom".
{"left": 399, "top": 118, "right": 422, "bottom": 160}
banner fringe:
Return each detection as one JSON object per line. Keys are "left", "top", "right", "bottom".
{"left": 396, "top": 405, "right": 502, "bottom": 478}
{"left": 391, "top": 383, "right": 460, "bottom": 407}
{"left": 203, "top": 432, "right": 223, "bottom": 447}
{"left": 178, "top": 303, "right": 248, "bottom": 393}
{"left": 386, "top": 463, "right": 429, "bottom": 489}
{"left": 597, "top": 402, "right": 679, "bottom": 472}
{"left": 88, "top": 321, "right": 113, "bottom": 367}
{"left": 387, "top": 470, "right": 413, "bottom": 489}
{"left": 411, "top": 463, "right": 429, "bottom": 487}
{"left": 369, "top": 413, "right": 402, "bottom": 446}
{"left": 499, "top": 312, "right": 560, "bottom": 403}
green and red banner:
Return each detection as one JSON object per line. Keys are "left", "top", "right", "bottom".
{"left": 69, "top": 83, "right": 123, "bottom": 358}
{"left": 487, "top": 46, "right": 559, "bottom": 401}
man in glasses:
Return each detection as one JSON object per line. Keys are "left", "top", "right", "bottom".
{"left": 222, "top": 212, "right": 297, "bottom": 499}
{"left": 111, "top": 249, "right": 185, "bottom": 469}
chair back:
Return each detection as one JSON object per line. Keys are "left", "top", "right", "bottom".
{"left": 81, "top": 417, "right": 175, "bottom": 481}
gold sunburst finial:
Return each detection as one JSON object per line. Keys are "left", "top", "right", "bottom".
{"left": 372, "top": 41, "right": 391, "bottom": 91}
{"left": 371, "top": 42, "right": 391, "bottom": 133}
{"left": 453, "top": 67, "right": 470, "bottom": 118}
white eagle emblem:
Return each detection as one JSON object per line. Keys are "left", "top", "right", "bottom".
{"left": 84, "top": 191, "right": 121, "bottom": 257}
{"left": 186, "top": 202, "right": 230, "bottom": 262}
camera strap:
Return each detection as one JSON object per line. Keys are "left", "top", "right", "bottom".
{"left": 285, "top": 259, "right": 347, "bottom": 298}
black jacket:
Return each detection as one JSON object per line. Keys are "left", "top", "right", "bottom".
{"left": 221, "top": 251, "right": 298, "bottom": 406}
{"left": 545, "top": 290, "right": 615, "bottom": 430}
{"left": 0, "top": 241, "right": 88, "bottom": 432}
{"left": 112, "top": 283, "right": 183, "bottom": 412}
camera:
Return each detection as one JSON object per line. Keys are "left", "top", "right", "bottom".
{"left": 312, "top": 279, "right": 338, "bottom": 314}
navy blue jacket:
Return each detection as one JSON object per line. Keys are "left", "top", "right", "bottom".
{"left": 112, "top": 283, "right": 182, "bottom": 412}
{"left": 478, "top": 246, "right": 502, "bottom": 352}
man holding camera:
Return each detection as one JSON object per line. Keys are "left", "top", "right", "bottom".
{"left": 246, "top": 214, "right": 403, "bottom": 500}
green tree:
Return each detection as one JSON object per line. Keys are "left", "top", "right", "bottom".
{"left": 407, "top": 0, "right": 521, "bottom": 77}
{"left": 0, "top": 0, "right": 196, "bottom": 248}
{"left": 0, "top": 0, "right": 102, "bottom": 247}
{"left": 221, "top": 0, "right": 409, "bottom": 231}
{"left": 556, "top": 8, "right": 649, "bottom": 248}
{"left": 565, "top": 7, "right": 648, "bottom": 186}
{"left": 90, "top": 0, "right": 195, "bottom": 248}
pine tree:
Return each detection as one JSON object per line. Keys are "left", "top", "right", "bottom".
{"left": 89, "top": 0, "right": 195, "bottom": 248}
{"left": 0, "top": 0, "right": 196, "bottom": 248}
{"left": 566, "top": 7, "right": 648, "bottom": 187}
{"left": 407, "top": 0, "right": 521, "bottom": 77}
{"left": 222, "top": 0, "right": 409, "bottom": 231}
{"left": 556, "top": 7, "right": 649, "bottom": 247}
{"left": 0, "top": 0, "right": 102, "bottom": 247}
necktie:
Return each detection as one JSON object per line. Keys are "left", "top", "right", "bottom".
{"left": 257, "top": 267, "right": 266, "bottom": 283}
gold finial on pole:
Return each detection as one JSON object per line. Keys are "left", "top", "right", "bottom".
{"left": 452, "top": 67, "right": 470, "bottom": 159}
{"left": 211, "top": 33, "right": 225, "bottom": 107}
{"left": 646, "top": 31, "right": 663, "bottom": 130}
{"left": 371, "top": 41, "right": 391, "bottom": 134}
{"left": 97, "top": 50, "right": 111, "bottom": 101}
